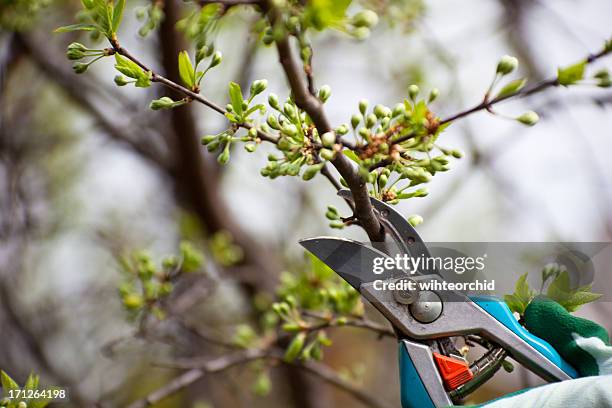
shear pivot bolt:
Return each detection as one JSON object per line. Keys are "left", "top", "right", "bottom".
{"left": 392, "top": 278, "right": 419, "bottom": 304}
{"left": 409, "top": 291, "right": 442, "bottom": 323}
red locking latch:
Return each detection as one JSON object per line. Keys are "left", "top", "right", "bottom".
{"left": 432, "top": 352, "right": 474, "bottom": 390}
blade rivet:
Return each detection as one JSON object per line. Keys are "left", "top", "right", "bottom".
{"left": 410, "top": 291, "right": 442, "bottom": 323}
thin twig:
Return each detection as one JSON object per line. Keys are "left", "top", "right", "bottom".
{"left": 142, "top": 347, "right": 393, "bottom": 408}
{"left": 439, "top": 45, "right": 612, "bottom": 125}
{"left": 109, "top": 40, "right": 278, "bottom": 144}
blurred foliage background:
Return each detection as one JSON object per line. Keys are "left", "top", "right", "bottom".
{"left": 1, "top": 0, "right": 612, "bottom": 407}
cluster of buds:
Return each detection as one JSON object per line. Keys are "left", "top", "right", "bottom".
{"left": 340, "top": 87, "right": 458, "bottom": 204}
{"left": 201, "top": 79, "right": 269, "bottom": 163}
{"left": 260, "top": 91, "right": 342, "bottom": 180}
{"left": 117, "top": 242, "right": 204, "bottom": 320}
{"left": 65, "top": 42, "right": 113, "bottom": 74}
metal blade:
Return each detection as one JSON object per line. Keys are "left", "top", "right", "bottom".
{"left": 337, "top": 189, "right": 432, "bottom": 259}
{"left": 299, "top": 236, "right": 407, "bottom": 290}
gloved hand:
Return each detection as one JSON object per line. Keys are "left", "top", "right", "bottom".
{"left": 480, "top": 297, "right": 612, "bottom": 407}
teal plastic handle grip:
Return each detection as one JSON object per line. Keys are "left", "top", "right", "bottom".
{"left": 470, "top": 296, "right": 578, "bottom": 378}
{"left": 398, "top": 342, "right": 435, "bottom": 408}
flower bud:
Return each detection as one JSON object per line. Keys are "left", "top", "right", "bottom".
{"left": 516, "top": 111, "right": 539, "bottom": 126}
{"left": 287, "top": 15, "right": 300, "bottom": 33}
{"left": 66, "top": 47, "right": 87, "bottom": 60}
{"left": 358, "top": 127, "right": 370, "bottom": 139}
{"left": 245, "top": 143, "right": 257, "bottom": 153}
{"left": 282, "top": 123, "right": 298, "bottom": 137}
{"left": 378, "top": 174, "right": 388, "bottom": 188}
{"left": 18, "top": 402, "right": 27, "bottom": 408}
{"left": 392, "top": 103, "right": 405, "bottom": 117}
{"left": 217, "top": 146, "right": 230, "bottom": 164}
{"left": 123, "top": 293, "right": 144, "bottom": 309}
{"left": 496, "top": 55, "right": 518, "bottom": 75}
{"left": 374, "top": 104, "right": 390, "bottom": 118}
{"left": 267, "top": 115, "right": 281, "bottom": 130}
{"left": 209, "top": 51, "right": 223, "bottom": 68}
{"left": 320, "top": 148, "right": 335, "bottom": 161}
{"left": 408, "top": 215, "right": 423, "bottom": 227}
{"left": 352, "top": 26, "right": 370, "bottom": 40}
{"left": 351, "top": 113, "right": 362, "bottom": 129}
{"left": 302, "top": 162, "right": 324, "bottom": 180}
{"left": 366, "top": 113, "right": 377, "bottom": 128}
{"left": 114, "top": 75, "right": 129, "bottom": 86}
{"left": 428, "top": 88, "right": 439, "bottom": 103}
{"left": 284, "top": 103, "right": 297, "bottom": 120}
{"left": 321, "top": 131, "right": 336, "bottom": 147}
{"left": 72, "top": 62, "right": 89, "bottom": 74}
{"left": 149, "top": 96, "right": 175, "bottom": 110}
{"left": 408, "top": 84, "right": 419, "bottom": 101}
{"left": 352, "top": 9, "right": 379, "bottom": 28}
{"left": 201, "top": 135, "right": 216, "bottom": 145}
{"left": 329, "top": 220, "right": 345, "bottom": 229}
{"left": 318, "top": 85, "right": 332, "bottom": 103}
{"left": 250, "top": 79, "right": 268, "bottom": 97}
{"left": 450, "top": 149, "right": 463, "bottom": 158}
{"left": 358, "top": 99, "right": 368, "bottom": 115}
{"left": 335, "top": 124, "right": 349, "bottom": 135}
{"left": 268, "top": 93, "right": 280, "bottom": 109}
{"left": 196, "top": 45, "right": 210, "bottom": 63}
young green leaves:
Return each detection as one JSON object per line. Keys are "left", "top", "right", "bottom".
{"left": 56, "top": 0, "right": 125, "bottom": 39}
{"left": 505, "top": 263, "right": 602, "bottom": 317}
{"left": 178, "top": 50, "right": 196, "bottom": 89}
{"left": 504, "top": 272, "right": 535, "bottom": 316}
{"left": 0, "top": 371, "right": 52, "bottom": 408}
{"left": 177, "top": 48, "right": 222, "bottom": 91}
{"left": 114, "top": 54, "right": 151, "bottom": 87}
{"left": 557, "top": 60, "right": 586, "bottom": 86}
{"left": 545, "top": 269, "right": 602, "bottom": 313}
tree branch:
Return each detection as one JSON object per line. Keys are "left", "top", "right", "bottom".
{"left": 265, "top": 5, "right": 384, "bottom": 241}
{"left": 133, "top": 347, "right": 393, "bottom": 408}
{"left": 439, "top": 44, "right": 612, "bottom": 125}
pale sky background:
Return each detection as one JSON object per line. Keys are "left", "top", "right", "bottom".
{"left": 13, "top": 0, "right": 612, "bottom": 403}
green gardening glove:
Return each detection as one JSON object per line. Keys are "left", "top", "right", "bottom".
{"left": 524, "top": 296, "right": 611, "bottom": 377}
{"left": 473, "top": 297, "right": 612, "bottom": 407}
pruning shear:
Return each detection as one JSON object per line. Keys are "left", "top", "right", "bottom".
{"left": 300, "top": 190, "right": 577, "bottom": 408}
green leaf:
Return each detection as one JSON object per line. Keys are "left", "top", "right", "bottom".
{"left": 496, "top": 78, "right": 527, "bottom": 99}
{"left": 114, "top": 54, "right": 143, "bottom": 79}
{"left": 284, "top": 332, "right": 306, "bottom": 362}
{"left": 304, "top": 0, "right": 352, "bottom": 30}
{"left": 562, "top": 291, "right": 603, "bottom": 312}
{"left": 228, "top": 82, "right": 244, "bottom": 117}
{"left": 91, "top": 0, "right": 112, "bottom": 36}
{"left": 504, "top": 272, "right": 534, "bottom": 315}
{"left": 557, "top": 61, "right": 586, "bottom": 86}
{"left": 1, "top": 370, "right": 20, "bottom": 393}
{"left": 135, "top": 71, "right": 152, "bottom": 88}
{"left": 112, "top": 0, "right": 126, "bottom": 33}
{"left": 546, "top": 271, "right": 602, "bottom": 312}
{"left": 24, "top": 373, "right": 39, "bottom": 390}
{"left": 343, "top": 149, "right": 360, "bottom": 163}
{"left": 244, "top": 104, "right": 265, "bottom": 118}
{"left": 178, "top": 51, "right": 195, "bottom": 88}
{"left": 54, "top": 23, "right": 98, "bottom": 33}
{"left": 546, "top": 270, "right": 571, "bottom": 301}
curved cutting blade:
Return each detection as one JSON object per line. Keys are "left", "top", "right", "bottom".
{"left": 337, "top": 189, "right": 433, "bottom": 261}
{"left": 299, "top": 236, "right": 408, "bottom": 290}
